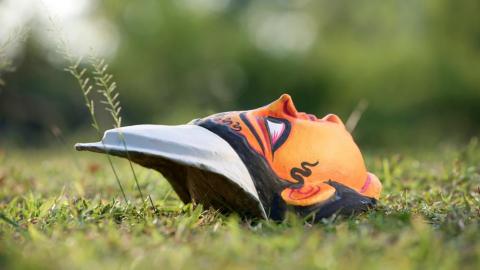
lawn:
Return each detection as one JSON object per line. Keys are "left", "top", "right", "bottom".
{"left": 0, "top": 139, "right": 479, "bottom": 270}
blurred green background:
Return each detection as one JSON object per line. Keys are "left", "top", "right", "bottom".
{"left": 1, "top": 0, "right": 479, "bottom": 149}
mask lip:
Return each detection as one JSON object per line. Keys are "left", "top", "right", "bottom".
{"left": 75, "top": 124, "right": 267, "bottom": 218}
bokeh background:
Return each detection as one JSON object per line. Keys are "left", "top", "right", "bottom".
{"left": 1, "top": 0, "right": 479, "bottom": 149}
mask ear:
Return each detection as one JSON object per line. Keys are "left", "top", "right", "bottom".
{"left": 322, "top": 114, "right": 346, "bottom": 128}
{"left": 268, "top": 94, "right": 298, "bottom": 117}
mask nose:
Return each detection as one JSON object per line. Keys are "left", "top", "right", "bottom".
{"left": 267, "top": 94, "right": 299, "bottom": 117}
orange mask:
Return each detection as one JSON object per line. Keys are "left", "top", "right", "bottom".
{"left": 77, "top": 93, "right": 381, "bottom": 221}
{"left": 196, "top": 94, "right": 381, "bottom": 220}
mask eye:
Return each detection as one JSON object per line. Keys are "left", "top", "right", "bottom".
{"left": 263, "top": 117, "right": 291, "bottom": 157}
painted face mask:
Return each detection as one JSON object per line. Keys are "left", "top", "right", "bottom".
{"left": 76, "top": 94, "right": 381, "bottom": 221}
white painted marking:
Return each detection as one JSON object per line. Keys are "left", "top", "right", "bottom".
{"left": 266, "top": 120, "right": 285, "bottom": 145}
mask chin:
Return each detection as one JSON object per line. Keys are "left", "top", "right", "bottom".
{"left": 292, "top": 180, "right": 377, "bottom": 222}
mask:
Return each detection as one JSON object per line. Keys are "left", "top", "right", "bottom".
{"left": 76, "top": 94, "right": 381, "bottom": 221}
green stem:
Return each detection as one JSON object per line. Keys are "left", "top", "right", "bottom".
{"left": 0, "top": 212, "right": 20, "bottom": 228}
{"left": 0, "top": 211, "right": 29, "bottom": 239}
{"left": 66, "top": 64, "right": 128, "bottom": 204}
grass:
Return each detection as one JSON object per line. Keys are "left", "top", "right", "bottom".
{"left": 0, "top": 139, "right": 479, "bottom": 270}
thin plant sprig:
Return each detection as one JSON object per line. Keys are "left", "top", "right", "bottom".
{"left": 42, "top": 4, "right": 155, "bottom": 212}
{"left": 0, "top": 27, "right": 29, "bottom": 86}
{"left": 0, "top": 41, "right": 14, "bottom": 84}
{"left": 90, "top": 56, "right": 157, "bottom": 212}
{"left": 63, "top": 57, "right": 128, "bottom": 202}
{"left": 345, "top": 99, "right": 368, "bottom": 133}
{"left": 45, "top": 12, "right": 128, "bottom": 203}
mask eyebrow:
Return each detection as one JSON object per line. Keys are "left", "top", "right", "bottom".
{"left": 239, "top": 112, "right": 266, "bottom": 155}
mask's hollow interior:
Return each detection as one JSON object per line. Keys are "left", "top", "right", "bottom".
{"left": 76, "top": 145, "right": 265, "bottom": 219}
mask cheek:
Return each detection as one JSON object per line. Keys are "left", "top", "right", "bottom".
{"left": 280, "top": 183, "right": 335, "bottom": 206}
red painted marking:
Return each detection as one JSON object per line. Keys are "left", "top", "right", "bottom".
{"left": 288, "top": 185, "right": 322, "bottom": 200}
{"left": 294, "top": 185, "right": 314, "bottom": 195}
{"left": 256, "top": 117, "right": 271, "bottom": 150}
{"left": 307, "top": 114, "right": 318, "bottom": 121}
{"left": 360, "top": 174, "right": 371, "bottom": 193}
